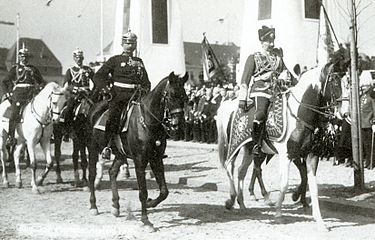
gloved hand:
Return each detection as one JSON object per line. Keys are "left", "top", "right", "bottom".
{"left": 372, "top": 124, "right": 375, "bottom": 133}
{"left": 238, "top": 100, "right": 248, "bottom": 111}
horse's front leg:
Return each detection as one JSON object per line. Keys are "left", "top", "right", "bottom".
{"left": 306, "top": 153, "right": 328, "bottom": 231}
{"left": 147, "top": 156, "right": 169, "bottom": 208}
{"left": 53, "top": 124, "right": 63, "bottom": 183}
{"left": 134, "top": 157, "right": 154, "bottom": 231}
{"left": 275, "top": 152, "right": 291, "bottom": 218}
{"left": 292, "top": 157, "right": 309, "bottom": 208}
{"left": 88, "top": 143, "right": 99, "bottom": 215}
{"left": 237, "top": 145, "right": 252, "bottom": 209}
{"left": 72, "top": 139, "right": 80, "bottom": 187}
{"left": 27, "top": 142, "right": 39, "bottom": 193}
{"left": 36, "top": 130, "right": 54, "bottom": 186}
{"left": 109, "top": 156, "right": 126, "bottom": 217}
{"left": 13, "top": 143, "right": 25, "bottom": 188}
{"left": 80, "top": 144, "right": 88, "bottom": 186}
{"left": 1, "top": 139, "right": 9, "bottom": 187}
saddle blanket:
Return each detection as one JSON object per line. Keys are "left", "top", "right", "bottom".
{"left": 93, "top": 104, "right": 135, "bottom": 132}
{"left": 226, "top": 94, "right": 287, "bottom": 161}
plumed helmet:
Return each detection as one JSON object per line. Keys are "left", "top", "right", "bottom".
{"left": 122, "top": 30, "right": 137, "bottom": 44}
{"left": 72, "top": 48, "right": 84, "bottom": 57}
{"left": 258, "top": 25, "right": 275, "bottom": 42}
{"left": 18, "top": 47, "right": 29, "bottom": 57}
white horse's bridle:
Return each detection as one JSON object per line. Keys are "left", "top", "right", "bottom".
{"left": 31, "top": 91, "right": 64, "bottom": 127}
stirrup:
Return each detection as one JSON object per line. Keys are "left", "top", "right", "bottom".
{"left": 101, "top": 147, "right": 112, "bottom": 160}
{"left": 252, "top": 144, "right": 261, "bottom": 155}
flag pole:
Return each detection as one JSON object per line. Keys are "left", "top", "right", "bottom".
{"left": 16, "top": 13, "right": 20, "bottom": 64}
{"left": 100, "top": 0, "right": 104, "bottom": 61}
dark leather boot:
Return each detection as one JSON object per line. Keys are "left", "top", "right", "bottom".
{"left": 6, "top": 120, "right": 17, "bottom": 148}
{"left": 252, "top": 122, "right": 263, "bottom": 155}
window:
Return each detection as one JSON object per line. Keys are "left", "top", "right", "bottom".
{"left": 151, "top": 0, "right": 168, "bottom": 44}
{"left": 305, "top": 0, "right": 320, "bottom": 19}
{"left": 258, "top": 0, "right": 272, "bottom": 20}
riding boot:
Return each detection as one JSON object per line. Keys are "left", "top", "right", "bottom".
{"left": 6, "top": 120, "right": 17, "bottom": 148}
{"left": 252, "top": 122, "right": 263, "bottom": 155}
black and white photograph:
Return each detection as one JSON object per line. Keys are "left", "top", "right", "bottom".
{"left": 1, "top": 0, "right": 375, "bottom": 239}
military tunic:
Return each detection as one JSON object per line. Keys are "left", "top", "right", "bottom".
{"left": 2, "top": 63, "right": 46, "bottom": 139}
{"left": 93, "top": 54, "right": 151, "bottom": 135}
{"left": 63, "top": 65, "right": 94, "bottom": 125}
{"left": 241, "top": 49, "right": 284, "bottom": 99}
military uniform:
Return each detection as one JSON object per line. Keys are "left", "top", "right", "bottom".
{"left": 2, "top": 48, "right": 46, "bottom": 146}
{"left": 360, "top": 86, "right": 375, "bottom": 168}
{"left": 93, "top": 31, "right": 151, "bottom": 152}
{"left": 63, "top": 49, "right": 94, "bottom": 139}
{"left": 238, "top": 26, "right": 288, "bottom": 154}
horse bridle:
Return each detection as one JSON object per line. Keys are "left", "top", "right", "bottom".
{"left": 140, "top": 80, "right": 184, "bottom": 131}
{"left": 31, "top": 90, "right": 64, "bottom": 127}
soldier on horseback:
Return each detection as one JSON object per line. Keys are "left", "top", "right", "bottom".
{"left": 63, "top": 48, "right": 94, "bottom": 141}
{"left": 93, "top": 30, "right": 151, "bottom": 160}
{"left": 2, "top": 47, "right": 46, "bottom": 147}
{"left": 238, "top": 26, "right": 292, "bottom": 155}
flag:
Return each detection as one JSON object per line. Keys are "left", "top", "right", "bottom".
{"left": 201, "top": 35, "right": 221, "bottom": 82}
{"left": 316, "top": 3, "right": 334, "bottom": 68}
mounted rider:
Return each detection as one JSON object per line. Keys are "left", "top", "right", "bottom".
{"left": 238, "top": 26, "right": 293, "bottom": 155}
{"left": 62, "top": 48, "right": 94, "bottom": 141}
{"left": 93, "top": 30, "right": 151, "bottom": 160}
{"left": 2, "top": 46, "right": 47, "bottom": 147}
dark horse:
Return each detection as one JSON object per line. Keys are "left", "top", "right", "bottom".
{"left": 52, "top": 91, "right": 92, "bottom": 187}
{"left": 88, "top": 72, "right": 188, "bottom": 230}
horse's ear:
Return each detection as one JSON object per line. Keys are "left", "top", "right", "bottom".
{"left": 181, "top": 72, "right": 189, "bottom": 83}
{"left": 293, "top": 64, "right": 301, "bottom": 76}
{"left": 169, "top": 71, "right": 176, "bottom": 79}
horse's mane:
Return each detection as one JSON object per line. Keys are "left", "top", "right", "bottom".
{"left": 142, "top": 75, "right": 169, "bottom": 103}
{"left": 40, "top": 82, "right": 60, "bottom": 95}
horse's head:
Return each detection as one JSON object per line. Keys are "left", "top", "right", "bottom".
{"left": 49, "top": 83, "right": 69, "bottom": 122}
{"left": 320, "top": 48, "right": 350, "bottom": 106}
{"left": 163, "top": 71, "right": 189, "bottom": 131}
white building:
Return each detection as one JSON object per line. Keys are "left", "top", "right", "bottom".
{"left": 237, "top": 0, "right": 351, "bottom": 83}
{"left": 105, "top": 0, "right": 186, "bottom": 88}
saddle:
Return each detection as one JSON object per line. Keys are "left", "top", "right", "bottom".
{"left": 93, "top": 101, "right": 136, "bottom": 132}
{"left": 226, "top": 93, "right": 288, "bottom": 161}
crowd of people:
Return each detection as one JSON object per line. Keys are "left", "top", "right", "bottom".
{"left": 170, "top": 83, "right": 239, "bottom": 144}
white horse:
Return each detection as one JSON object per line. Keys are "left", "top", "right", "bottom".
{"left": 217, "top": 64, "right": 343, "bottom": 231}
{"left": 0, "top": 82, "right": 67, "bottom": 193}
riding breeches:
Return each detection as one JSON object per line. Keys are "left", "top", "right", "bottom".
{"left": 253, "top": 96, "right": 270, "bottom": 124}
{"left": 105, "top": 90, "right": 133, "bottom": 141}
{"left": 8, "top": 87, "right": 34, "bottom": 136}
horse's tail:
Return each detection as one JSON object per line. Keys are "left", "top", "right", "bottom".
{"left": 217, "top": 99, "right": 237, "bottom": 168}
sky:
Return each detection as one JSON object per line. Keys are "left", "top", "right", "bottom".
{"left": 0, "top": 0, "right": 244, "bottom": 73}
{"left": 0, "top": 0, "right": 374, "bottom": 74}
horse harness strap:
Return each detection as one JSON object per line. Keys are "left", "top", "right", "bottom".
{"left": 289, "top": 91, "right": 334, "bottom": 118}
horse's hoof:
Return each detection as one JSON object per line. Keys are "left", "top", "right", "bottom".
{"left": 3, "top": 181, "right": 9, "bottom": 188}
{"left": 15, "top": 181, "right": 22, "bottom": 188}
{"left": 90, "top": 208, "right": 99, "bottom": 216}
{"left": 275, "top": 211, "right": 282, "bottom": 218}
{"left": 225, "top": 199, "right": 234, "bottom": 210}
{"left": 249, "top": 194, "right": 258, "bottom": 201}
{"left": 36, "top": 177, "right": 44, "bottom": 186}
{"left": 111, "top": 207, "right": 120, "bottom": 217}
{"left": 32, "top": 187, "right": 40, "bottom": 194}
{"left": 142, "top": 219, "right": 156, "bottom": 232}
{"left": 264, "top": 198, "right": 275, "bottom": 206}
{"left": 82, "top": 186, "right": 90, "bottom": 192}
{"left": 56, "top": 176, "right": 63, "bottom": 184}
{"left": 292, "top": 191, "right": 300, "bottom": 202}
{"left": 317, "top": 223, "right": 330, "bottom": 232}
{"left": 94, "top": 179, "right": 101, "bottom": 190}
